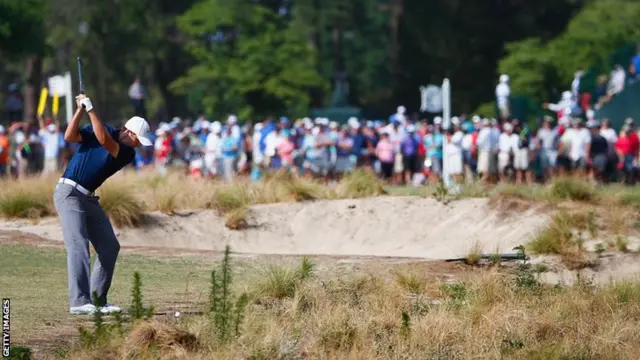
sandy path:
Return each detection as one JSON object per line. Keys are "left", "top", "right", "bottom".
{"left": 0, "top": 196, "right": 548, "bottom": 259}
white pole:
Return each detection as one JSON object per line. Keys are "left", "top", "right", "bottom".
{"left": 64, "top": 72, "right": 73, "bottom": 125}
{"left": 441, "top": 78, "right": 452, "bottom": 189}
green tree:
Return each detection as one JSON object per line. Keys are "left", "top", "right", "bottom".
{"left": 172, "top": 0, "right": 327, "bottom": 120}
{"left": 499, "top": 0, "right": 640, "bottom": 105}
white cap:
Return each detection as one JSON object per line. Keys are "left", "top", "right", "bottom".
{"left": 311, "top": 126, "right": 321, "bottom": 136}
{"left": 407, "top": 124, "right": 416, "bottom": 132}
{"left": 433, "top": 116, "right": 442, "bottom": 125}
{"left": 124, "top": 116, "right": 152, "bottom": 146}
{"left": 0, "top": 125, "right": 5, "bottom": 134}
{"left": 451, "top": 116, "right": 460, "bottom": 125}
{"left": 155, "top": 128, "right": 166, "bottom": 136}
{"left": 482, "top": 118, "right": 490, "bottom": 125}
{"left": 171, "top": 117, "right": 181, "bottom": 124}
{"left": 254, "top": 123, "right": 263, "bottom": 131}
{"left": 562, "top": 91, "right": 572, "bottom": 100}
{"left": 304, "top": 122, "right": 313, "bottom": 130}
{"left": 397, "top": 105, "right": 406, "bottom": 114}
{"left": 201, "top": 120, "right": 211, "bottom": 130}
{"left": 47, "top": 124, "right": 57, "bottom": 132}
{"left": 329, "top": 121, "right": 338, "bottom": 129}
{"left": 320, "top": 118, "right": 330, "bottom": 126}
{"left": 227, "top": 115, "right": 238, "bottom": 124}
{"left": 28, "top": 134, "right": 38, "bottom": 143}
{"left": 210, "top": 121, "right": 222, "bottom": 133}
{"left": 472, "top": 115, "right": 480, "bottom": 123}
{"left": 503, "top": 123, "right": 513, "bottom": 131}
{"left": 500, "top": 74, "right": 509, "bottom": 83}
{"left": 14, "top": 131, "right": 25, "bottom": 144}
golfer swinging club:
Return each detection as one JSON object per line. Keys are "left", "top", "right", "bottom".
{"left": 54, "top": 94, "right": 151, "bottom": 315}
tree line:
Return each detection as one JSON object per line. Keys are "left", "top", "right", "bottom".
{"left": 3, "top": 0, "right": 637, "bottom": 124}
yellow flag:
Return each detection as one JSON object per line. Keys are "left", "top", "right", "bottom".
{"left": 52, "top": 92, "right": 60, "bottom": 116}
{"left": 37, "top": 87, "right": 49, "bottom": 116}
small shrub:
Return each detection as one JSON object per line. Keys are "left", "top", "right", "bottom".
{"left": 0, "top": 190, "right": 50, "bottom": 218}
{"left": 257, "top": 257, "right": 316, "bottom": 299}
{"left": 224, "top": 207, "right": 249, "bottom": 230}
{"left": 465, "top": 241, "right": 484, "bottom": 266}
{"left": 528, "top": 212, "right": 575, "bottom": 254}
{"left": 129, "top": 272, "right": 154, "bottom": 320}
{"left": 548, "top": 177, "right": 594, "bottom": 201}
{"left": 285, "top": 177, "right": 326, "bottom": 201}
{"left": 594, "top": 242, "right": 606, "bottom": 256}
{"left": 208, "top": 246, "right": 249, "bottom": 343}
{"left": 121, "top": 320, "right": 198, "bottom": 359}
{"left": 210, "top": 184, "right": 250, "bottom": 214}
{"left": 99, "top": 184, "right": 145, "bottom": 227}
{"left": 337, "top": 169, "right": 387, "bottom": 198}
{"left": 394, "top": 270, "right": 428, "bottom": 294}
{"left": 616, "top": 235, "right": 629, "bottom": 253}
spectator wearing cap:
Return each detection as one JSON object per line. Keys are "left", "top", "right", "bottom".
{"left": 616, "top": 124, "right": 635, "bottom": 184}
{"left": 624, "top": 118, "right": 639, "bottom": 162}
{"left": 0, "top": 125, "right": 8, "bottom": 178}
{"left": 476, "top": 118, "right": 498, "bottom": 184}
{"left": 276, "top": 128, "right": 296, "bottom": 171}
{"left": 424, "top": 117, "right": 444, "bottom": 183}
{"left": 250, "top": 123, "right": 264, "bottom": 180}
{"left": 37, "top": 114, "right": 61, "bottom": 175}
{"left": 303, "top": 126, "right": 328, "bottom": 178}
{"left": 335, "top": 126, "right": 355, "bottom": 179}
{"left": 400, "top": 124, "right": 419, "bottom": 184}
{"left": 513, "top": 120, "right": 533, "bottom": 185}
{"left": 349, "top": 120, "right": 364, "bottom": 170}
{"left": 360, "top": 124, "right": 378, "bottom": 170}
{"left": 154, "top": 124, "right": 173, "bottom": 176}
{"left": 376, "top": 130, "right": 395, "bottom": 180}
{"left": 220, "top": 126, "right": 239, "bottom": 181}
{"left": 498, "top": 123, "right": 519, "bottom": 183}
{"left": 264, "top": 126, "right": 283, "bottom": 169}
{"left": 537, "top": 117, "right": 559, "bottom": 180}
{"left": 586, "top": 120, "right": 608, "bottom": 183}
{"left": 560, "top": 118, "right": 591, "bottom": 177}
{"left": 327, "top": 121, "right": 339, "bottom": 179}
{"left": 445, "top": 122, "right": 464, "bottom": 184}
{"left": 496, "top": 74, "right": 511, "bottom": 119}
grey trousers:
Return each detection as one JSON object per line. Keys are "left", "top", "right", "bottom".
{"left": 53, "top": 183, "right": 120, "bottom": 307}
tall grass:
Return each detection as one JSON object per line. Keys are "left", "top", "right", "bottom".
{"left": 98, "top": 182, "right": 145, "bottom": 227}
{"left": 64, "top": 263, "right": 640, "bottom": 359}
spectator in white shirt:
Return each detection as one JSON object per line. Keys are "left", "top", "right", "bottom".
{"left": 560, "top": 118, "right": 591, "bottom": 176}
{"left": 599, "top": 118, "right": 617, "bottom": 155}
{"left": 496, "top": 74, "right": 510, "bottom": 119}
{"left": 498, "top": 122, "right": 519, "bottom": 182}
{"left": 608, "top": 65, "right": 626, "bottom": 96}
{"left": 37, "top": 115, "right": 60, "bottom": 175}
{"left": 205, "top": 122, "right": 223, "bottom": 177}
{"left": 445, "top": 121, "right": 465, "bottom": 183}
{"left": 476, "top": 118, "right": 498, "bottom": 184}
{"left": 536, "top": 117, "right": 558, "bottom": 180}
{"left": 128, "top": 77, "right": 146, "bottom": 119}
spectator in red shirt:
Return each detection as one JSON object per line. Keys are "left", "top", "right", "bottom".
{"left": 616, "top": 124, "right": 635, "bottom": 184}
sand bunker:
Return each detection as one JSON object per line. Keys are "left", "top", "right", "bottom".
{"left": 0, "top": 197, "right": 549, "bottom": 259}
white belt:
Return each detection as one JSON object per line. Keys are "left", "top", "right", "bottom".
{"left": 58, "top": 178, "right": 94, "bottom": 196}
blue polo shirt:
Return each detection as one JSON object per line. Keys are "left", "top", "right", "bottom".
{"left": 62, "top": 124, "right": 136, "bottom": 192}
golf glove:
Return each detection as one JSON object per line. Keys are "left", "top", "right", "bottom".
{"left": 81, "top": 97, "right": 94, "bottom": 112}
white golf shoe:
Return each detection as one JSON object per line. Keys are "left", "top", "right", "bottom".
{"left": 99, "top": 304, "right": 122, "bottom": 314}
{"left": 70, "top": 304, "right": 97, "bottom": 315}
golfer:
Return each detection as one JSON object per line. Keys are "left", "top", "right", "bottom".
{"left": 54, "top": 94, "right": 151, "bottom": 315}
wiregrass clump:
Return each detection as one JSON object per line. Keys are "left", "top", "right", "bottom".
{"left": 98, "top": 182, "right": 145, "bottom": 227}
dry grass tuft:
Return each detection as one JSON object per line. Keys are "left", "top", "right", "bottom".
{"left": 336, "top": 169, "right": 387, "bottom": 198}
{"left": 0, "top": 188, "right": 51, "bottom": 218}
{"left": 528, "top": 212, "right": 577, "bottom": 255}
{"left": 547, "top": 177, "right": 595, "bottom": 202}
{"left": 98, "top": 182, "right": 145, "bottom": 228}
{"left": 465, "top": 241, "right": 484, "bottom": 266}
{"left": 224, "top": 207, "right": 249, "bottom": 230}
{"left": 121, "top": 320, "right": 198, "bottom": 359}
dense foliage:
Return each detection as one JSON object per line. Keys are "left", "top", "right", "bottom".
{"left": 3, "top": 0, "right": 637, "bottom": 123}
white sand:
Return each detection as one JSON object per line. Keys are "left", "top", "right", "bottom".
{"left": 0, "top": 197, "right": 549, "bottom": 259}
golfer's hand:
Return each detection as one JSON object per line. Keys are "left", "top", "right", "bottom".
{"left": 75, "top": 95, "right": 86, "bottom": 110}
{"left": 80, "top": 97, "right": 94, "bottom": 112}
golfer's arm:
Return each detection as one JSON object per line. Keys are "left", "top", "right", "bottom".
{"left": 64, "top": 108, "right": 84, "bottom": 143}
{"left": 87, "top": 111, "right": 120, "bottom": 157}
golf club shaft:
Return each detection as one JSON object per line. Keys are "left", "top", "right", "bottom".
{"left": 77, "top": 57, "right": 84, "bottom": 95}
